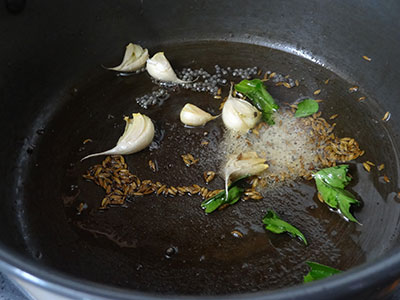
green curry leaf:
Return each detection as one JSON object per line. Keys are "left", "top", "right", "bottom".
{"left": 262, "top": 210, "right": 307, "bottom": 245}
{"left": 201, "top": 176, "right": 248, "bottom": 213}
{"left": 295, "top": 99, "right": 319, "bottom": 118}
{"left": 235, "top": 79, "right": 279, "bottom": 125}
{"left": 314, "top": 165, "right": 361, "bottom": 224}
{"left": 303, "top": 261, "right": 341, "bottom": 283}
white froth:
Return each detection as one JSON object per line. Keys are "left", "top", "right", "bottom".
{"left": 219, "top": 111, "right": 321, "bottom": 185}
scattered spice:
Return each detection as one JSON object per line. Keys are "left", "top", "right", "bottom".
{"left": 83, "top": 139, "right": 93, "bottom": 144}
{"left": 203, "top": 171, "right": 216, "bottom": 184}
{"left": 243, "top": 188, "right": 263, "bottom": 200}
{"left": 219, "top": 97, "right": 228, "bottom": 110}
{"left": 366, "top": 161, "right": 375, "bottom": 166}
{"left": 383, "top": 175, "right": 390, "bottom": 183}
{"left": 382, "top": 111, "right": 391, "bottom": 122}
{"left": 363, "top": 162, "right": 371, "bottom": 172}
{"left": 313, "top": 89, "right": 321, "bottom": 95}
{"left": 348, "top": 86, "right": 359, "bottom": 93}
{"left": 362, "top": 55, "right": 372, "bottom": 62}
{"left": 317, "top": 193, "right": 324, "bottom": 203}
{"left": 304, "top": 114, "right": 364, "bottom": 171}
{"left": 378, "top": 164, "right": 385, "bottom": 171}
{"left": 77, "top": 202, "right": 84, "bottom": 214}
{"left": 329, "top": 114, "right": 339, "bottom": 120}
{"left": 231, "top": 230, "right": 244, "bottom": 238}
{"left": 252, "top": 128, "right": 260, "bottom": 137}
{"left": 250, "top": 177, "right": 259, "bottom": 189}
{"left": 358, "top": 96, "right": 366, "bottom": 102}
{"left": 181, "top": 153, "right": 199, "bottom": 166}
{"left": 149, "top": 160, "right": 156, "bottom": 172}
{"left": 324, "top": 79, "right": 330, "bottom": 85}
{"left": 83, "top": 155, "right": 227, "bottom": 208}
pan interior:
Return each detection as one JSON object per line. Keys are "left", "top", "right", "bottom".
{"left": 17, "top": 41, "right": 400, "bottom": 295}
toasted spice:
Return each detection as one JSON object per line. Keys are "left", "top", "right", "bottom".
{"left": 362, "top": 55, "right": 372, "bottom": 62}
{"left": 358, "top": 96, "right": 366, "bottom": 102}
{"left": 181, "top": 153, "right": 199, "bottom": 166}
{"left": 363, "top": 162, "right": 371, "bottom": 172}
{"left": 77, "top": 202, "right": 84, "bottom": 214}
{"left": 149, "top": 160, "right": 156, "bottom": 172}
{"left": 283, "top": 82, "right": 292, "bottom": 89}
{"left": 349, "top": 86, "right": 359, "bottom": 93}
{"left": 203, "top": 171, "right": 216, "bottom": 184}
{"left": 378, "top": 164, "right": 385, "bottom": 171}
{"left": 317, "top": 193, "right": 324, "bottom": 203}
{"left": 329, "top": 114, "right": 339, "bottom": 120}
{"left": 83, "top": 138, "right": 93, "bottom": 144}
{"left": 383, "top": 175, "right": 390, "bottom": 183}
{"left": 382, "top": 111, "right": 391, "bottom": 122}
{"left": 231, "top": 230, "right": 244, "bottom": 238}
{"left": 304, "top": 114, "right": 363, "bottom": 170}
{"left": 219, "top": 97, "right": 228, "bottom": 110}
{"left": 218, "top": 203, "right": 230, "bottom": 211}
{"left": 313, "top": 89, "right": 321, "bottom": 95}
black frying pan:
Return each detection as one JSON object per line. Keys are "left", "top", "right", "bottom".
{"left": 1, "top": 0, "right": 400, "bottom": 299}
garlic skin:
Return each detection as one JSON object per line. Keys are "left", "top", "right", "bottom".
{"left": 180, "top": 103, "right": 218, "bottom": 126}
{"left": 106, "top": 43, "right": 149, "bottom": 72}
{"left": 224, "top": 151, "right": 268, "bottom": 195}
{"left": 146, "top": 52, "right": 189, "bottom": 83}
{"left": 81, "top": 113, "right": 154, "bottom": 161}
{"left": 222, "top": 86, "right": 261, "bottom": 132}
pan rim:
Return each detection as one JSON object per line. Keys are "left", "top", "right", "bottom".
{"left": 0, "top": 244, "right": 399, "bottom": 299}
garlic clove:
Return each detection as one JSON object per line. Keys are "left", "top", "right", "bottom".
{"left": 180, "top": 103, "right": 218, "bottom": 127}
{"left": 146, "top": 52, "right": 191, "bottom": 84}
{"left": 224, "top": 151, "right": 268, "bottom": 195}
{"left": 106, "top": 43, "right": 149, "bottom": 72}
{"left": 81, "top": 113, "right": 155, "bottom": 161}
{"left": 222, "top": 85, "right": 261, "bottom": 132}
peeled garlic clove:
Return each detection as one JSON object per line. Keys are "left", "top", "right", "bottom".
{"left": 224, "top": 151, "right": 268, "bottom": 195}
{"left": 180, "top": 103, "right": 218, "bottom": 126}
{"left": 81, "top": 113, "right": 154, "bottom": 161}
{"left": 222, "top": 85, "right": 261, "bottom": 132}
{"left": 146, "top": 52, "right": 190, "bottom": 83}
{"left": 106, "top": 43, "right": 149, "bottom": 72}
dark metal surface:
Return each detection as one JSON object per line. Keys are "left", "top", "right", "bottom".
{"left": 1, "top": 0, "right": 400, "bottom": 299}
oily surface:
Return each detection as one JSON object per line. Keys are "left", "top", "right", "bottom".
{"left": 19, "top": 42, "right": 400, "bottom": 295}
